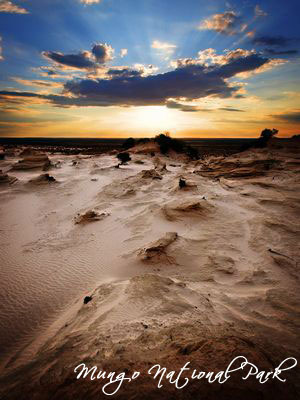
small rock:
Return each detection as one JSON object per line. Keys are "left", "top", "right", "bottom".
{"left": 84, "top": 296, "right": 92, "bottom": 304}
{"left": 179, "top": 178, "right": 186, "bottom": 188}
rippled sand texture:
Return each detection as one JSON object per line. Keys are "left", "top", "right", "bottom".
{"left": 0, "top": 140, "right": 299, "bottom": 399}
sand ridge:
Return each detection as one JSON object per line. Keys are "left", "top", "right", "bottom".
{"left": 0, "top": 140, "right": 299, "bottom": 399}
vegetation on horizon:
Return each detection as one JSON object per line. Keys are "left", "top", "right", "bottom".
{"left": 121, "top": 132, "right": 199, "bottom": 159}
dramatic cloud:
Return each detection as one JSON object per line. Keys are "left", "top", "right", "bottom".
{"left": 0, "top": 0, "right": 28, "bottom": 13}
{"left": 252, "top": 36, "right": 298, "bottom": 57}
{"left": 42, "top": 43, "right": 114, "bottom": 70}
{"left": 197, "top": 48, "right": 255, "bottom": 66}
{"left": 253, "top": 36, "right": 292, "bottom": 47}
{"left": 80, "top": 0, "right": 101, "bottom": 4}
{"left": 166, "top": 101, "right": 244, "bottom": 113}
{"left": 32, "top": 66, "right": 75, "bottom": 79}
{"left": 271, "top": 111, "right": 300, "bottom": 123}
{"left": 152, "top": 40, "right": 177, "bottom": 55}
{"left": 219, "top": 107, "right": 245, "bottom": 112}
{"left": 120, "top": 48, "right": 128, "bottom": 58}
{"left": 235, "top": 57, "right": 287, "bottom": 79}
{"left": 12, "top": 77, "right": 63, "bottom": 88}
{"left": 133, "top": 64, "right": 158, "bottom": 76}
{"left": 170, "top": 48, "right": 277, "bottom": 82}
{"left": 264, "top": 49, "right": 298, "bottom": 56}
{"left": 0, "top": 51, "right": 271, "bottom": 109}
{"left": 63, "top": 56, "right": 267, "bottom": 106}
{"left": 42, "top": 50, "right": 96, "bottom": 70}
{"left": 166, "top": 100, "right": 203, "bottom": 112}
{"left": 106, "top": 67, "right": 142, "bottom": 78}
{"left": 0, "top": 90, "right": 116, "bottom": 107}
{"left": 255, "top": 5, "right": 268, "bottom": 17}
{"left": 199, "top": 11, "right": 240, "bottom": 36}
{"left": 92, "top": 43, "right": 114, "bottom": 63}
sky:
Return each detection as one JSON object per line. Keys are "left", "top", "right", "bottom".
{"left": 0, "top": 0, "right": 299, "bottom": 138}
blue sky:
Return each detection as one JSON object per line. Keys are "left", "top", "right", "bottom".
{"left": 0, "top": 0, "right": 299, "bottom": 137}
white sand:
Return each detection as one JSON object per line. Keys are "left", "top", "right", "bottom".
{"left": 0, "top": 141, "right": 299, "bottom": 398}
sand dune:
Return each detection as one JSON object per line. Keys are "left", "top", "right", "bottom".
{"left": 0, "top": 140, "right": 299, "bottom": 399}
{"left": 11, "top": 153, "right": 51, "bottom": 171}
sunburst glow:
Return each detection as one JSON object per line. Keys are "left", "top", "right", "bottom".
{"left": 129, "top": 106, "right": 179, "bottom": 133}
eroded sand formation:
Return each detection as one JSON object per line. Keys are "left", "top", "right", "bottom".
{"left": 0, "top": 170, "right": 17, "bottom": 185}
{"left": 0, "top": 139, "right": 299, "bottom": 399}
{"left": 11, "top": 152, "right": 51, "bottom": 171}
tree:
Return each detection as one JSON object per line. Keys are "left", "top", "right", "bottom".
{"left": 260, "top": 128, "right": 278, "bottom": 140}
{"left": 117, "top": 152, "right": 131, "bottom": 164}
{"left": 154, "top": 133, "right": 184, "bottom": 154}
{"left": 257, "top": 128, "right": 279, "bottom": 147}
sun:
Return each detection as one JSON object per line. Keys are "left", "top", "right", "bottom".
{"left": 129, "top": 106, "right": 179, "bottom": 134}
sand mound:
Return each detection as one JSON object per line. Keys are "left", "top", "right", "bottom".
{"left": 1, "top": 273, "right": 298, "bottom": 400}
{"left": 19, "top": 148, "right": 36, "bottom": 157}
{"left": 12, "top": 154, "right": 51, "bottom": 171}
{"left": 162, "top": 198, "right": 212, "bottom": 221}
{"left": 169, "top": 177, "right": 198, "bottom": 193}
{"left": 99, "top": 168, "right": 165, "bottom": 200}
{"left": 196, "top": 154, "right": 280, "bottom": 179}
{"left": 138, "top": 232, "right": 178, "bottom": 262}
{"left": 75, "top": 210, "right": 110, "bottom": 224}
{"left": 28, "top": 173, "right": 56, "bottom": 185}
{"left": 130, "top": 141, "right": 160, "bottom": 154}
{"left": 0, "top": 170, "right": 17, "bottom": 185}
{"left": 140, "top": 169, "right": 162, "bottom": 180}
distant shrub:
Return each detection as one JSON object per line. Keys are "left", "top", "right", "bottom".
{"left": 241, "top": 128, "right": 279, "bottom": 151}
{"left": 260, "top": 128, "right": 278, "bottom": 140}
{"left": 122, "top": 137, "right": 136, "bottom": 150}
{"left": 154, "top": 133, "right": 185, "bottom": 154}
{"left": 154, "top": 133, "right": 199, "bottom": 159}
{"left": 256, "top": 128, "right": 278, "bottom": 148}
{"left": 137, "top": 138, "right": 150, "bottom": 144}
{"left": 117, "top": 152, "right": 131, "bottom": 164}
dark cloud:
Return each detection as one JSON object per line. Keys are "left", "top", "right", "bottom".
{"left": 271, "top": 111, "right": 300, "bottom": 123}
{"left": 63, "top": 54, "right": 268, "bottom": 106}
{"left": 46, "top": 70, "right": 57, "bottom": 76}
{"left": 42, "top": 50, "right": 96, "bottom": 69}
{"left": 264, "top": 48, "right": 298, "bottom": 56}
{"left": 0, "top": 53, "right": 270, "bottom": 108}
{"left": 219, "top": 107, "right": 245, "bottom": 112}
{"left": 215, "top": 53, "right": 268, "bottom": 78}
{"left": 0, "top": 90, "right": 114, "bottom": 107}
{"left": 42, "top": 43, "right": 114, "bottom": 70}
{"left": 92, "top": 43, "right": 114, "bottom": 63}
{"left": 62, "top": 64, "right": 236, "bottom": 106}
{"left": 0, "top": 109, "right": 76, "bottom": 123}
{"left": 166, "top": 100, "right": 203, "bottom": 112}
{"left": 0, "top": 91, "right": 41, "bottom": 99}
{"left": 166, "top": 101, "right": 244, "bottom": 113}
{"left": 252, "top": 36, "right": 292, "bottom": 47}
{"left": 107, "top": 68, "right": 142, "bottom": 77}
